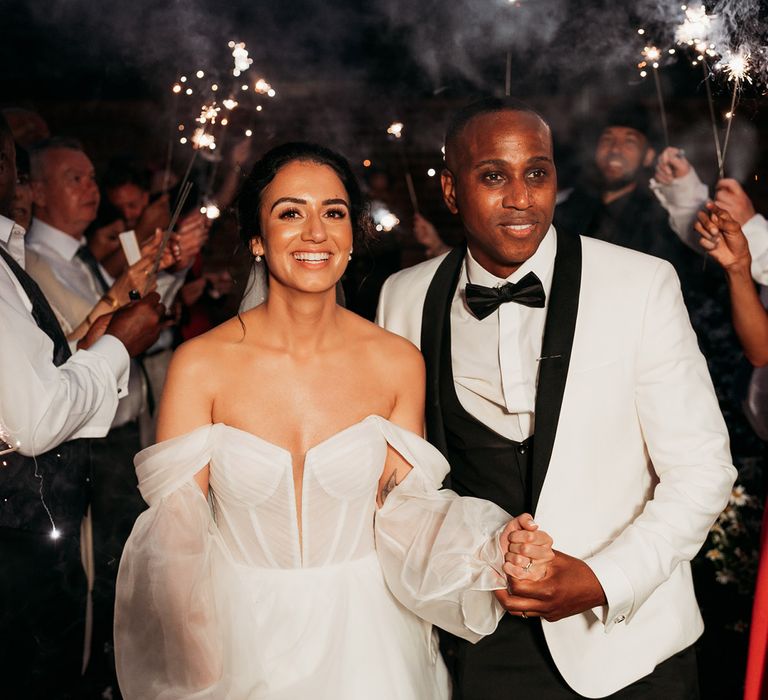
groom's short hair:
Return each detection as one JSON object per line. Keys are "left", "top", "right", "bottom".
{"left": 444, "top": 97, "right": 551, "bottom": 167}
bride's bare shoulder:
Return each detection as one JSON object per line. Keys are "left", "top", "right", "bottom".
{"left": 342, "top": 309, "right": 424, "bottom": 375}
{"left": 168, "top": 313, "right": 256, "bottom": 374}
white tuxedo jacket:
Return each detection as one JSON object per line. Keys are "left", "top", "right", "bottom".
{"left": 376, "top": 232, "right": 736, "bottom": 698}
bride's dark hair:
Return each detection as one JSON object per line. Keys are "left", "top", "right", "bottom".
{"left": 237, "top": 142, "right": 374, "bottom": 251}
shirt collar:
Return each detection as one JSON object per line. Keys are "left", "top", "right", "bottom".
{"left": 465, "top": 225, "right": 557, "bottom": 294}
{"left": 0, "top": 214, "right": 27, "bottom": 268}
{"left": 27, "top": 217, "right": 84, "bottom": 261}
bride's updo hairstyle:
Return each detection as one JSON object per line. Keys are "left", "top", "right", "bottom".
{"left": 237, "top": 141, "right": 374, "bottom": 253}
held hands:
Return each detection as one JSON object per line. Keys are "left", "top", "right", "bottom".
{"left": 498, "top": 513, "right": 553, "bottom": 582}
{"left": 654, "top": 146, "right": 691, "bottom": 185}
{"left": 494, "top": 550, "right": 607, "bottom": 622}
{"left": 694, "top": 202, "right": 752, "bottom": 272}
{"left": 492, "top": 515, "right": 607, "bottom": 622}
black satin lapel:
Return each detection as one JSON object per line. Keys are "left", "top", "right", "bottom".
{"left": 530, "top": 232, "right": 582, "bottom": 513}
{"left": 420, "top": 244, "right": 466, "bottom": 457}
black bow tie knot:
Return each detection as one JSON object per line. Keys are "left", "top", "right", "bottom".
{"left": 465, "top": 271, "right": 546, "bottom": 320}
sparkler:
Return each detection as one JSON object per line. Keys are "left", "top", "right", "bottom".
{"left": 0, "top": 422, "right": 20, "bottom": 456}
{"left": 200, "top": 201, "right": 221, "bottom": 220}
{"left": 372, "top": 204, "right": 400, "bottom": 232}
{"left": 161, "top": 81, "right": 184, "bottom": 193}
{"left": 719, "top": 49, "right": 751, "bottom": 179}
{"left": 1, "top": 420, "right": 61, "bottom": 539}
{"left": 147, "top": 180, "right": 194, "bottom": 289}
{"left": 639, "top": 45, "right": 670, "bottom": 148}
{"left": 387, "top": 122, "right": 419, "bottom": 213}
{"left": 674, "top": 4, "right": 724, "bottom": 176}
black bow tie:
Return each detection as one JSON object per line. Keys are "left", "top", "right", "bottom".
{"left": 465, "top": 271, "right": 546, "bottom": 320}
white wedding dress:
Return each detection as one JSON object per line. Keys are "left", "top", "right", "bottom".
{"left": 114, "top": 415, "right": 510, "bottom": 699}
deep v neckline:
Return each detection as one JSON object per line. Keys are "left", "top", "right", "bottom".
{"left": 215, "top": 415, "right": 381, "bottom": 565}
{"left": 217, "top": 414, "right": 379, "bottom": 461}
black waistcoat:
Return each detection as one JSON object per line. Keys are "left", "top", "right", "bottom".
{"left": 438, "top": 284, "right": 534, "bottom": 516}
{"left": 0, "top": 247, "right": 90, "bottom": 538}
{"left": 420, "top": 233, "right": 582, "bottom": 515}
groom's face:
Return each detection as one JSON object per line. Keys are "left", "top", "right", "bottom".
{"left": 442, "top": 110, "right": 556, "bottom": 278}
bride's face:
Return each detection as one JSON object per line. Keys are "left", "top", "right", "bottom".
{"left": 253, "top": 160, "right": 353, "bottom": 294}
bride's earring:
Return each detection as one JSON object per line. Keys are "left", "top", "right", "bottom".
{"left": 255, "top": 253, "right": 263, "bottom": 262}
{"left": 348, "top": 247, "right": 353, "bottom": 261}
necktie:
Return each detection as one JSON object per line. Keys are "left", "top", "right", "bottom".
{"left": 76, "top": 245, "right": 109, "bottom": 294}
{"left": 465, "top": 271, "right": 546, "bottom": 320}
{"left": 0, "top": 246, "right": 71, "bottom": 365}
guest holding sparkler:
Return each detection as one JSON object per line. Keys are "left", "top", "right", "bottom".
{"left": 0, "top": 113, "right": 165, "bottom": 699}
{"left": 694, "top": 202, "right": 768, "bottom": 700}
{"left": 22, "top": 138, "right": 178, "bottom": 696}
{"left": 653, "top": 148, "right": 768, "bottom": 437}
{"left": 652, "top": 147, "right": 768, "bottom": 284}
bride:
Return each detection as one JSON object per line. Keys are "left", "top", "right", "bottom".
{"left": 114, "top": 142, "right": 554, "bottom": 699}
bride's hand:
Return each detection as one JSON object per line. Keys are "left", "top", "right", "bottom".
{"left": 499, "top": 513, "right": 554, "bottom": 582}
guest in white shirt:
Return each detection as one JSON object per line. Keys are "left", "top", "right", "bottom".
{"left": 25, "top": 137, "right": 162, "bottom": 694}
{"left": 0, "top": 114, "right": 165, "bottom": 699}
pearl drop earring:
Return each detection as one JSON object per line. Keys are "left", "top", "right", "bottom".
{"left": 255, "top": 254, "right": 262, "bottom": 262}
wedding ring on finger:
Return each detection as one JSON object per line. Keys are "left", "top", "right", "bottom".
{"left": 523, "top": 559, "right": 534, "bottom": 573}
{"left": 521, "top": 611, "right": 528, "bottom": 619}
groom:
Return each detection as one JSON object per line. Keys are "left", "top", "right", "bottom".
{"left": 376, "top": 98, "right": 736, "bottom": 698}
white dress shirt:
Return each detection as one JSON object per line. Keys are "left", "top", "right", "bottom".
{"left": 25, "top": 217, "right": 144, "bottom": 428}
{"left": 26, "top": 218, "right": 106, "bottom": 308}
{"left": 650, "top": 168, "right": 768, "bottom": 284}
{"left": 0, "top": 214, "right": 129, "bottom": 457}
{"left": 451, "top": 228, "right": 556, "bottom": 442}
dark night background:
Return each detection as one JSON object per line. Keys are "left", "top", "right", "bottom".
{"left": 3, "top": 0, "right": 768, "bottom": 697}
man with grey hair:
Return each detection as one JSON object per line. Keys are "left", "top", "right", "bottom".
{"left": 25, "top": 137, "right": 167, "bottom": 693}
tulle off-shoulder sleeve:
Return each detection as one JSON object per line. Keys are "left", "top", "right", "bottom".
{"left": 372, "top": 417, "right": 510, "bottom": 644}
{"left": 114, "top": 425, "right": 243, "bottom": 699}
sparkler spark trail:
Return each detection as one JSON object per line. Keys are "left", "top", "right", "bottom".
{"left": 675, "top": 4, "right": 715, "bottom": 55}
{"left": 231, "top": 41, "right": 253, "bottom": 76}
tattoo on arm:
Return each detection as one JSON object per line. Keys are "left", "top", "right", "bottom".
{"left": 379, "top": 471, "right": 399, "bottom": 505}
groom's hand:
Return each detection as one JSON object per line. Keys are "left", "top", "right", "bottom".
{"left": 493, "top": 550, "right": 607, "bottom": 622}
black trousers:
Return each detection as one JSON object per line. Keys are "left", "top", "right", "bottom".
{"left": 447, "top": 615, "right": 699, "bottom": 699}
{"left": 86, "top": 421, "right": 145, "bottom": 693}
{"left": 0, "top": 527, "right": 87, "bottom": 700}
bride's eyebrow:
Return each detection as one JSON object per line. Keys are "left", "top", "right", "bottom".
{"left": 270, "top": 196, "right": 306, "bottom": 212}
{"left": 269, "top": 197, "right": 349, "bottom": 211}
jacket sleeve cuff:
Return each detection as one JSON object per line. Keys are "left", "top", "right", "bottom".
{"left": 649, "top": 168, "right": 708, "bottom": 207}
{"left": 86, "top": 334, "right": 131, "bottom": 397}
{"left": 583, "top": 551, "right": 635, "bottom": 633}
